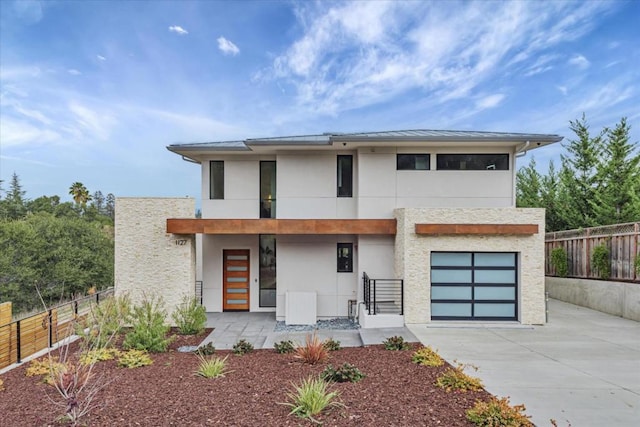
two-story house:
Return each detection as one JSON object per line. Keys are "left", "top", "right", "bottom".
{"left": 115, "top": 129, "right": 562, "bottom": 327}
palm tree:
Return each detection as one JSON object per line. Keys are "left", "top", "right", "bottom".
{"left": 69, "top": 182, "right": 92, "bottom": 209}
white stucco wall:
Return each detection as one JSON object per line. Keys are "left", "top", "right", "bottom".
{"left": 395, "top": 207, "right": 546, "bottom": 325}
{"left": 114, "top": 197, "right": 196, "bottom": 323}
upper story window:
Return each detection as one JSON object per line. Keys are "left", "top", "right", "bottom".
{"left": 260, "top": 161, "right": 276, "bottom": 218}
{"left": 397, "top": 154, "right": 430, "bottom": 170}
{"left": 209, "top": 161, "right": 224, "bottom": 199}
{"left": 436, "top": 154, "right": 509, "bottom": 170}
{"left": 337, "top": 155, "right": 353, "bottom": 197}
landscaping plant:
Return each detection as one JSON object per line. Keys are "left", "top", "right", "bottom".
{"left": 123, "top": 294, "right": 172, "bottom": 353}
{"left": 117, "top": 349, "right": 153, "bottom": 368}
{"left": 274, "top": 339, "right": 295, "bottom": 354}
{"left": 232, "top": 339, "right": 254, "bottom": 355}
{"left": 323, "top": 338, "right": 342, "bottom": 351}
{"left": 382, "top": 335, "right": 410, "bottom": 351}
{"left": 171, "top": 295, "right": 207, "bottom": 335}
{"left": 76, "top": 294, "right": 131, "bottom": 350}
{"left": 436, "top": 364, "right": 483, "bottom": 392}
{"left": 195, "top": 355, "right": 229, "bottom": 378}
{"left": 195, "top": 342, "right": 216, "bottom": 356}
{"left": 550, "top": 247, "right": 569, "bottom": 278}
{"left": 79, "top": 348, "right": 121, "bottom": 366}
{"left": 282, "top": 376, "right": 344, "bottom": 423}
{"left": 321, "top": 363, "right": 365, "bottom": 383}
{"left": 467, "top": 396, "right": 533, "bottom": 427}
{"left": 591, "top": 243, "right": 611, "bottom": 279}
{"left": 412, "top": 346, "right": 444, "bottom": 367}
{"left": 294, "top": 333, "right": 329, "bottom": 365}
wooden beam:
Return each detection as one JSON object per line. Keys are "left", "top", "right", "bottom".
{"left": 415, "top": 223, "right": 539, "bottom": 235}
{"left": 167, "top": 218, "right": 397, "bottom": 235}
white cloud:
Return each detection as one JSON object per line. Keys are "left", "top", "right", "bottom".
{"left": 217, "top": 37, "right": 240, "bottom": 56}
{"left": 68, "top": 69, "right": 82, "bottom": 75}
{"left": 557, "top": 86, "right": 568, "bottom": 95}
{"left": 568, "top": 54, "right": 590, "bottom": 69}
{"left": 0, "top": 117, "right": 60, "bottom": 148}
{"left": 97, "top": 55, "right": 106, "bottom": 61}
{"left": 169, "top": 25, "right": 188, "bottom": 35}
{"left": 68, "top": 102, "right": 116, "bottom": 141}
{"left": 475, "top": 94, "right": 505, "bottom": 110}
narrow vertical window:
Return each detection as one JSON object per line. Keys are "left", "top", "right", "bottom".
{"left": 337, "top": 243, "right": 353, "bottom": 272}
{"left": 337, "top": 155, "right": 353, "bottom": 197}
{"left": 260, "top": 161, "right": 276, "bottom": 218}
{"left": 210, "top": 161, "right": 224, "bottom": 199}
{"left": 259, "top": 235, "right": 276, "bottom": 307}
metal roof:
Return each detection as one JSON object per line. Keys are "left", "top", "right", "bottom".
{"left": 167, "top": 129, "right": 563, "bottom": 153}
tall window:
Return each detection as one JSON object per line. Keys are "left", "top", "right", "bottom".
{"left": 337, "top": 155, "right": 353, "bottom": 197}
{"left": 337, "top": 243, "right": 353, "bottom": 272}
{"left": 397, "top": 154, "right": 430, "bottom": 170}
{"left": 260, "top": 161, "right": 276, "bottom": 218}
{"left": 209, "top": 161, "right": 224, "bottom": 199}
{"left": 436, "top": 154, "right": 509, "bottom": 170}
{"left": 259, "top": 235, "right": 276, "bottom": 307}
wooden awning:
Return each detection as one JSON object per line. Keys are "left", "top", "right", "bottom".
{"left": 167, "top": 218, "right": 397, "bottom": 235}
{"left": 415, "top": 223, "right": 538, "bottom": 235}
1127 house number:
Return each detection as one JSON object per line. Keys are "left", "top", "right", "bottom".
{"left": 174, "top": 239, "right": 188, "bottom": 246}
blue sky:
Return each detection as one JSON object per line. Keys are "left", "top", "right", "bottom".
{"left": 1, "top": 0, "right": 639, "bottom": 202}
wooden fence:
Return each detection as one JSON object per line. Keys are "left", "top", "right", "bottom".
{"left": 545, "top": 222, "right": 639, "bottom": 282}
{"left": 0, "top": 288, "right": 113, "bottom": 369}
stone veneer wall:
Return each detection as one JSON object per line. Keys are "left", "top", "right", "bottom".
{"left": 115, "top": 198, "right": 196, "bottom": 323}
{"left": 395, "top": 208, "right": 546, "bottom": 325}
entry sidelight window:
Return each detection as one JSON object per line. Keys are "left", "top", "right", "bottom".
{"left": 209, "top": 161, "right": 224, "bottom": 199}
{"left": 337, "top": 155, "right": 353, "bottom": 197}
{"left": 337, "top": 243, "right": 353, "bottom": 272}
{"left": 259, "top": 235, "right": 276, "bottom": 307}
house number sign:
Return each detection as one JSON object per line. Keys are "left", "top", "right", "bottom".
{"left": 174, "top": 239, "right": 187, "bottom": 246}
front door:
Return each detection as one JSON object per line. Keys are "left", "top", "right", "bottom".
{"left": 223, "top": 250, "right": 250, "bottom": 311}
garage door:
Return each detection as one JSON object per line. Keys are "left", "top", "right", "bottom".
{"left": 431, "top": 252, "right": 517, "bottom": 320}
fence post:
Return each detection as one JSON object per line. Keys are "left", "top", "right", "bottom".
{"left": 74, "top": 300, "right": 79, "bottom": 317}
{"left": 48, "top": 309, "right": 53, "bottom": 348}
{"left": 16, "top": 321, "right": 21, "bottom": 364}
{"left": 400, "top": 280, "right": 404, "bottom": 315}
{"left": 373, "top": 280, "right": 377, "bottom": 315}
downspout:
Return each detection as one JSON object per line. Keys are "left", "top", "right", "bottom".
{"left": 515, "top": 140, "right": 530, "bottom": 158}
{"left": 181, "top": 155, "right": 200, "bottom": 164}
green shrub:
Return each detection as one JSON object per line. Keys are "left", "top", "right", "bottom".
{"left": 274, "top": 340, "right": 295, "bottom": 354}
{"left": 321, "top": 363, "right": 365, "bottom": 383}
{"left": 467, "top": 396, "right": 533, "bottom": 426}
{"left": 411, "top": 346, "right": 444, "bottom": 367}
{"left": 117, "top": 349, "right": 153, "bottom": 368}
{"left": 550, "top": 247, "right": 569, "bottom": 278}
{"left": 294, "top": 333, "right": 329, "bottom": 365}
{"left": 123, "top": 295, "right": 172, "bottom": 353}
{"left": 283, "top": 376, "right": 344, "bottom": 423}
{"left": 171, "top": 295, "right": 207, "bottom": 335}
{"left": 76, "top": 294, "right": 132, "bottom": 349}
{"left": 382, "top": 335, "right": 410, "bottom": 351}
{"left": 195, "top": 342, "right": 216, "bottom": 356}
{"left": 591, "top": 244, "right": 611, "bottom": 279}
{"left": 232, "top": 339, "right": 254, "bottom": 355}
{"left": 436, "top": 365, "right": 483, "bottom": 392}
{"left": 195, "top": 355, "right": 229, "bottom": 378}
{"left": 79, "top": 348, "right": 121, "bottom": 365}
{"left": 323, "top": 338, "right": 341, "bottom": 351}
{"left": 634, "top": 254, "right": 640, "bottom": 276}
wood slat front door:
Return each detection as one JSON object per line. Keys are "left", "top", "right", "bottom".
{"left": 223, "top": 250, "right": 250, "bottom": 311}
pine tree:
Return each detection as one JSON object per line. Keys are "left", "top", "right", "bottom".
{"left": 591, "top": 118, "right": 640, "bottom": 225}
{"left": 105, "top": 193, "right": 115, "bottom": 220}
{"left": 516, "top": 157, "right": 542, "bottom": 208}
{"left": 560, "top": 114, "right": 604, "bottom": 229}
{"left": 4, "top": 172, "right": 27, "bottom": 219}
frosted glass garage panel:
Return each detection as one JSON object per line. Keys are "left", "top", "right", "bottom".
{"left": 431, "top": 303, "right": 472, "bottom": 317}
{"left": 431, "top": 269, "right": 472, "bottom": 283}
{"left": 475, "top": 253, "right": 515, "bottom": 267}
{"left": 431, "top": 253, "right": 472, "bottom": 267}
{"left": 431, "top": 286, "right": 472, "bottom": 300}
{"left": 474, "top": 303, "right": 515, "bottom": 317}
{"left": 474, "top": 287, "right": 515, "bottom": 300}
{"left": 475, "top": 270, "right": 515, "bottom": 284}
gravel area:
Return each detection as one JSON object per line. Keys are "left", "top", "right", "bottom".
{"left": 274, "top": 317, "right": 360, "bottom": 332}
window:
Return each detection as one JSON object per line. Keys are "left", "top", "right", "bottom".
{"left": 337, "top": 155, "right": 353, "bottom": 197}
{"left": 436, "top": 154, "right": 509, "bottom": 170}
{"left": 260, "top": 161, "right": 276, "bottom": 218}
{"left": 259, "top": 235, "right": 276, "bottom": 307}
{"left": 397, "top": 154, "right": 430, "bottom": 170}
{"left": 337, "top": 243, "right": 353, "bottom": 272}
{"left": 431, "top": 252, "right": 517, "bottom": 320}
{"left": 209, "top": 161, "right": 224, "bottom": 199}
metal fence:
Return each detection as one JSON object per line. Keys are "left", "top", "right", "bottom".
{"left": 363, "top": 272, "right": 404, "bottom": 315}
{"left": 0, "top": 288, "right": 114, "bottom": 369}
{"left": 545, "top": 222, "right": 639, "bottom": 282}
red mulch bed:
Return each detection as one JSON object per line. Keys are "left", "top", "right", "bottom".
{"left": 1, "top": 329, "right": 492, "bottom": 426}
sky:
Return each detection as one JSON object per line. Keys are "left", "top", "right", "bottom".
{"left": 1, "top": 0, "right": 639, "bottom": 203}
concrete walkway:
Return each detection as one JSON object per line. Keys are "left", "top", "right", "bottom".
{"left": 408, "top": 299, "right": 640, "bottom": 427}
{"left": 202, "top": 312, "right": 417, "bottom": 350}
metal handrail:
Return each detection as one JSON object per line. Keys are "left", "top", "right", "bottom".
{"left": 363, "top": 272, "right": 403, "bottom": 315}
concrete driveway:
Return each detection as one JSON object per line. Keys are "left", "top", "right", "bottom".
{"left": 408, "top": 299, "right": 640, "bottom": 427}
